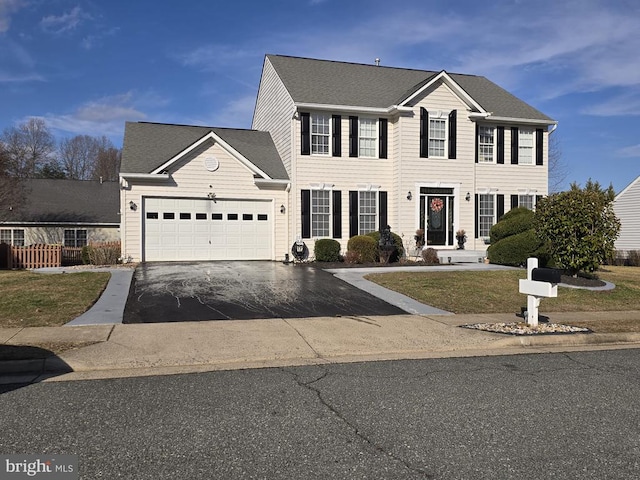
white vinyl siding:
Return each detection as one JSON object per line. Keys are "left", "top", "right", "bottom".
{"left": 359, "top": 191, "right": 377, "bottom": 234}
{"left": 614, "top": 176, "right": 640, "bottom": 252}
{"left": 518, "top": 129, "right": 534, "bottom": 165}
{"left": 359, "top": 118, "right": 377, "bottom": 158}
{"left": 478, "top": 194, "right": 495, "bottom": 238}
{"left": 311, "top": 113, "right": 330, "bottom": 155}
{"left": 429, "top": 118, "right": 446, "bottom": 157}
{"left": 311, "top": 189, "right": 330, "bottom": 237}
{"left": 478, "top": 126, "right": 495, "bottom": 163}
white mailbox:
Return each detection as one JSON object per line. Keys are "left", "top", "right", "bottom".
{"left": 519, "top": 258, "right": 560, "bottom": 327}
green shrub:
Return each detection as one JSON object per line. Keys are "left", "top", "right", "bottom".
{"left": 314, "top": 238, "right": 342, "bottom": 262}
{"left": 347, "top": 235, "right": 378, "bottom": 263}
{"left": 487, "top": 230, "right": 542, "bottom": 267}
{"left": 421, "top": 247, "right": 439, "bottom": 264}
{"left": 365, "top": 230, "right": 405, "bottom": 262}
{"left": 490, "top": 207, "right": 534, "bottom": 244}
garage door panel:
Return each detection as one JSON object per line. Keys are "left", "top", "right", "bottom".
{"left": 143, "top": 197, "right": 273, "bottom": 261}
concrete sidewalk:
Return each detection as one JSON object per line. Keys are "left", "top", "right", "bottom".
{"left": 2, "top": 311, "right": 640, "bottom": 384}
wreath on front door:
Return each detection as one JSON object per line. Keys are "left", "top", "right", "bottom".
{"left": 430, "top": 198, "right": 444, "bottom": 213}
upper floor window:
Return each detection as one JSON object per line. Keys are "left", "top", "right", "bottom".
{"left": 311, "top": 189, "right": 331, "bottom": 237}
{"left": 0, "top": 229, "right": 24, "bottom": 246}
{"left": 518, "top": 129, "right": 534, "bottom": 165}
{"left": 64, "top": 229, "right": 87, "bottom": 248}
{"left": 358, "top": 191, "right": 377, "bottom": 234}
{"left": 311, "top": 113, "right": 330, "bottom": 155}
{"left": 478, "top": 126, "right": 495, "bottom": 163}
{"left": 358, "top": 118, "right": 377, "bottom": 158}
{"left": 429, "top": 118, "right": 446, "bottom": 157}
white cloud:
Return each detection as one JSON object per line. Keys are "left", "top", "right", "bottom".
{"left": 582, "top": 91, "right": 640, "bottom": 116}
{"left": 81, "top": 26, "right": 120, "bottom": 50}
{"left": 615, "top": 144, "right": 640, "bottom": 158}
{"left": 40, "top": 6, "right": 91, "bottom": 34}
{"left": 0, "top": 0, "right": 25, "bottom": 33}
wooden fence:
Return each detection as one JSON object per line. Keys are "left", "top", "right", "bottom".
{"left": 1, "top": 241, "right": 122, "bottom": 270}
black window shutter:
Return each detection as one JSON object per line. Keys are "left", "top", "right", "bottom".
{"left": 511, "top": 127, "right": 519, "bottom": 164}
{"left": 497, "top": 126, "right": 505, "bottom": 164}
{"left": 474, "top": 123, "right": 479, "bottom": 163}
{"left": 301, "top": 190, "right": 311, "bottom": 238}
{"left": 301, "top": 113, "right": 310, "bottom": 156}
{"left": 332, "top": 190, "right": 342, "bottom": 239}
{"left": 448, "top": 110, "right": 457, "bottom": 159}
{"left": 497, "top": 194, "right": 505, "bottom": 221}
{"left": 474, "top": 194, "right": 479, "bottom": 239}
{"left": 536, "top": 195, "right": 543, "bottom": 206}
{"left": 349, "top": 116, "right": 358, "bottom": 157}
{"left": 378, "top": 191, "right": 388, "bottom": 230}
{"left": 420, "top": 107, "right": 429, "bottom": 158}
{"left": 332, "top": 115, "right": 341, "bottom": 157}
{"left": 349, "top": 191, "right": 358, "bottom": 237}
{"left": 536, "top": 128, "right": 544, "bottom": 165}
{"left": 511, "top": 194, "right": 518, "bottom": 209}
{"left": 379, "top": 118, "right": 388, "bottom": 159}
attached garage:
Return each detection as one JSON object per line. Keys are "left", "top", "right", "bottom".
{"left": 143, "top": 197, "right": 273, "bottom": 261}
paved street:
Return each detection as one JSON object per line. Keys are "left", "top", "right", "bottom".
{"left": 2, "top": 350, "right": 640, "bottom": 479}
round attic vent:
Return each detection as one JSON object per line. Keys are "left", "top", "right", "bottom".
{"left": 204, "top": 156, "right": 219, "bottom": 172}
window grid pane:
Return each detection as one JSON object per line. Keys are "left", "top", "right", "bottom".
{"left": 478, "top": 126, "right": 494, "bottom": 163}
{"left": 0, "top": 229, "right": 11, "bottom": 244}
{"left": 479, "top": 194, "right": 494, "bottom": 237}
{"left": 359, "top": 191, "right": 377, "bottom": 234}
{"left": 519, "top": 195, "right": 534, "bottom": 210}
{"left": 519, "top": 129, "right": 534, "bottom": 164}
{"left": 429, "top": 118, "right": 446, "bottom": 157}
{"left": 311, "top": 190, "right": 330, "bottom": 237}
{"left": 311, "top": 114, "right": 330, "bottom": 155}
{"left": 359, "top": 119, "right": 376, "bottom": 157}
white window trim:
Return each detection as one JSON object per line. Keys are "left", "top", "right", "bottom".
{"left": 428, "top": 111, "right": 449, "bottom": 158}
{"left": 518, "top": 128, "right": 535, "bottom": 165}
{"left": 358, "top": 117, "right": 378, "bottom": 159}
{"left": 310, "top": 112, "right": 331, "bottom": 156}
{"left": 478, "top": 125, "right": 496, "bottom": 164}
{"left": 357, "top": 189, "right": 378, "bottom": 235}
{"left": 414, "top": 182, "right": 461, "bottom": 246}
{"left": 478, "top": 193, "right": 496, "bottom": 239}
{"left": 311, "top": 188, "right": 332, "bottom": 238}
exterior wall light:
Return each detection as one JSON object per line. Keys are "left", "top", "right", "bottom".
{"left": 465, "top": 192, "right": 471, "bottom": 201}
{"left": 407, "top": 191, "right": 412, "bottom": 200}
{"left": 280, "top": 204, "right": 286, "bottom": 214}
{"left": 129, "top": 201, "right": 137, "bottom": 211}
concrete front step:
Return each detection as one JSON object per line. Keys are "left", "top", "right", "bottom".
{"left": 437, "top": 249, "right": 487, "bottom": 264}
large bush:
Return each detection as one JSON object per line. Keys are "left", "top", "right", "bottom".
{"left": 490, "top": 207, "right": 534, "bottom": 244}
{"left": 365, "top": 230, "right": 405, "bottom": 263}
{"left": 347, "top": 235, "right": 378, "bottom": 263}
{"left": 534, "top": 180, "right": 620, "bottom": 275}
{"left": 487, "top": 230, "right": 543, "bottom": 267}
{"left": 314, "top": 238, "right": 341, "bottom": 262}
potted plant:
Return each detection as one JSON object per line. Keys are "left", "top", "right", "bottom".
{"left": 456, "top": 229, "right": 467, "bottom": 250}
{"left": 414, "top": 229, "right": 425, "bottom": 248}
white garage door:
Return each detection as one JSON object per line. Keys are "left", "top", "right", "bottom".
{"left": 143, "top": 197, "right": 273, "bottom": 261}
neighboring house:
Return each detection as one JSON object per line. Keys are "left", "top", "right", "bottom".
{"left": 614, "top": 175, "right": 640, "bottom": 255}
{"left": 1, "top": 178, "right": 120, "bottom": 247}
{"left": 120, "top": 54, "right": 556, "bottom": 262}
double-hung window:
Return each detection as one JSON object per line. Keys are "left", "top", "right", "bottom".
{"left": 429, "top": 118, "right": 446, "bottom": 157}
{"left": 358, "top": 118, "right": 377, "bottom": 158}
{"left": 518, "top": 129, "right": 534, "bottom": 164}
{"left": 478, "top": 126, "right": 495, "bottom": 163}
{"left": 358, "top": 191, "right": 377, "bottom": 234}
{"left": 311, "top": 190, "right": 331, "bottom": 237}
{"left": 518, "top": 195, "right": 534, "bottom": 210}
{"left": 64, "top": 229, "right": 87, "bottom": 248}
{"left": 478, "top": 194, "right": 495, "bottom": 238}
{"left": 311, "top": 113, "right": 330, "bottom": 155}
{"left": 0, "top": 229, "right": 24, "bottom": 246}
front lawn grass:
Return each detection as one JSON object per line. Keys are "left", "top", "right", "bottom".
{"left": 0, "top": 271, "right": 110, "bottom": 328}
{"left": 365, "top": 266, "right": 640, "bottom": 315}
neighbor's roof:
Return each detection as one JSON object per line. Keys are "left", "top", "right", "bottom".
{"left": 5, "top": 178, "right": 119, "bottom": 224}
{"left": 121, "top": 122, "right": 289, "bottom": 180}
{"left": 266, "top": 54, "right": 555, "bottom": 123}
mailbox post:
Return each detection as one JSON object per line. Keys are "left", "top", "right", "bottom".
{"left": 518, "top": 258, "right": 560, "bottom": 327}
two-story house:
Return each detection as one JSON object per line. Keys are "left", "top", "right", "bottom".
{"left": 119, "top": 54, "right": 555, "bottom": 262}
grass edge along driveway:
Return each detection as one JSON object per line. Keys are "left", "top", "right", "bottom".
{"left": 0, "top": 270, "right": 111, "bottom": 328}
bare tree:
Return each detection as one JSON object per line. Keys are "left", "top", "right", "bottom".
{"left": 1, "top": 118, "right": 56, "bottom": 178}
{"left": 59, "top": 134, "right": 100, "bottom": 180}
{"left": 92, "top": 136, "right": 121, "bottom": 182}
{"left": 548, "top": 132, "right": 569, "bottom": 193}
{"left": 0, "top": 144, "right": 26, "bottom": 221}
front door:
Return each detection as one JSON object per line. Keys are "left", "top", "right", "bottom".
{"left": 420, "top": 188, "right": 454, "bottom": 247}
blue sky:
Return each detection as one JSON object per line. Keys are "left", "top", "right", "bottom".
{"left": 1, "top": 0, "right": 639, "bottom": 193}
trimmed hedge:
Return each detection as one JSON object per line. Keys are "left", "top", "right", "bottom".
{"left": 487, "top": 230, "right": 541, "bottom": 267}
{"left": 347, "top": 235, "right": 378, "bottom": 263}
{"left": 365, "top": 230, "right": 405, "bottom": 263}
{"left": 314, "top": 238, "right": 342, "bottom": 262}
{"left": 490, "top": 207, "right": 534, "bottom": 244}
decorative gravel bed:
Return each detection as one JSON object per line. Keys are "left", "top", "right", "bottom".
{"left": 461, "top": 322, "right": 592, "bottom": 335}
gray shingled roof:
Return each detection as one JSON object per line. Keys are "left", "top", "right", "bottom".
{"left": 267, "top": 54, "right": 554, "bottom": 122}
{"left": 121, "top": 122, "right": 289, "bottom": 180}
{"left": 5, "top": 179, "right": 119, "bottom": 224}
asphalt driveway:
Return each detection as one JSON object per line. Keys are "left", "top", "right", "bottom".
{"left": 123, "top": 261, "right": 405, "bottom": 323}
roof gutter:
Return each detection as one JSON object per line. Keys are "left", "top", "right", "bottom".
{"left": 254, "top": 178, "right": 290, "bottom": 190}
{"left": 295, "top": 103, "right": 413, "bottom": 115}
{"left": 119, "top": 173, "right": 171, "bottom": 182}
{"left": 480, "top": 115, "right": 558, "bottom": 127}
